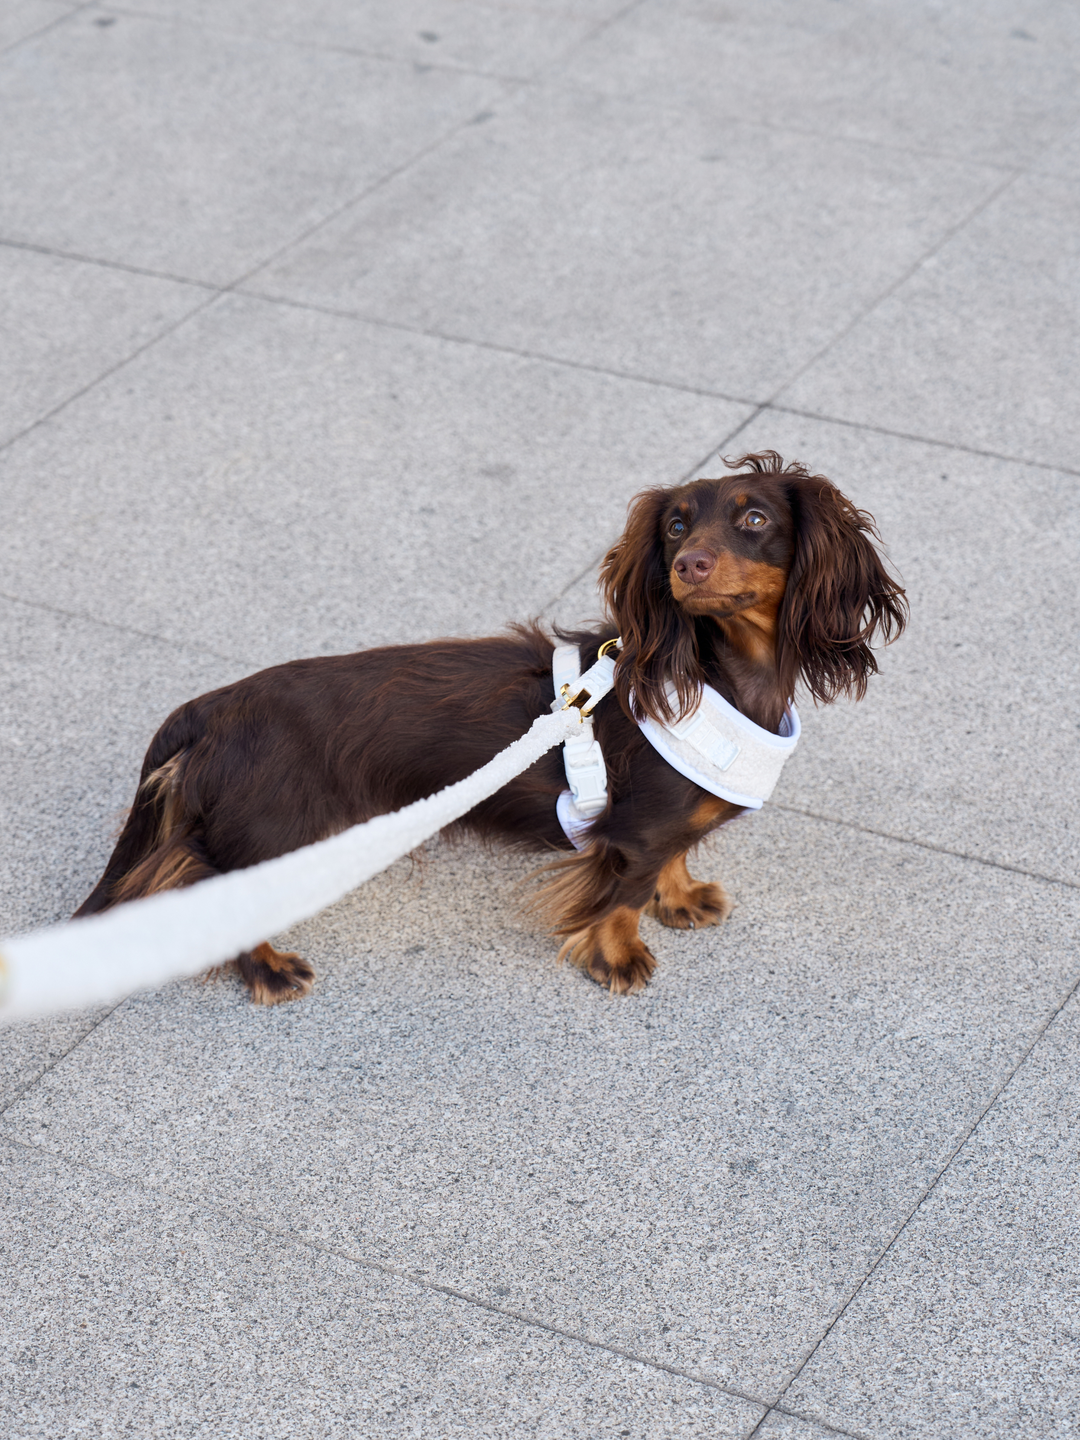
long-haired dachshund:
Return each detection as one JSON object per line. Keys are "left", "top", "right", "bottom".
{"left": 75, "top": 452, "right": 906, "bottom": 1002}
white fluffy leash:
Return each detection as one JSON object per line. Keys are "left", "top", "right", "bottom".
{"left": 0, "top": 708, "right": 582, "bottom": 1022}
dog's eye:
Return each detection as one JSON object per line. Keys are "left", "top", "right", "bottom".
{"left": 743, "top": 510, "right": 768, "bottom": 529}
{"left": 667, "top": 517, "right": 686, "bottom": 538}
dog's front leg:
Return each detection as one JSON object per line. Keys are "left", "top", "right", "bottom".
{"left": 559, "top": 903, "right": 657, "bottom": 996}
{"left": 541, "top": 842, "right": 663, "bottom": 995}
{"left": 646, "top": 851, "right": 733, "bottom": 931}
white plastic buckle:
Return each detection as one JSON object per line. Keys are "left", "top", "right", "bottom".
{"left": 562, "top": 730, "right": 607, "bottom": 814}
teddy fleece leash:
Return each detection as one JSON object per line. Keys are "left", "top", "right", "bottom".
{"left": 0, "top": 705, "right": 590, "bottom": 1022}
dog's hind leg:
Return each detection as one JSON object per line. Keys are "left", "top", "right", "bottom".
{"left": 76, "top": 754, "right": 316, "bottom": 1005}
{"left": 232, "top": 943, "right": 315, "bottom": 1006}
{"left": 101, "top": 833, "right": 316, "bottom": 1006}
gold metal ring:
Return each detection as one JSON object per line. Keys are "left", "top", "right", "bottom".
{"left": 598, "top": 637, "right": 621, "bottom": 659}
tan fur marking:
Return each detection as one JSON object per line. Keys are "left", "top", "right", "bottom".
{"left": 236, "top": 942, "right": 315, "bottom": 1006}
{"left": 673, "top": 556, "right": 787, "bottom": 663}
{"left": 143, "top": 753, "right": 185, "bottom": 848}
{"left": 558, "top": 905, "right": 656, "bottom": 995}
{"left": 690, "top": 794, "right": 736, "bottom": 830}
{"left": 646, "top": 852, "right": 733, "bottom": 931}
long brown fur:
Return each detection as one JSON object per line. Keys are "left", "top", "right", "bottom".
{"left": 75, "top": 453, "right": 906, "bottom": 1001}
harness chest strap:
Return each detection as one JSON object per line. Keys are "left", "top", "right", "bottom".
{"left": 551, "top": 638, "right": 800, "bottom": 850}
{"left": 550, "top": 640, "right": 619, "bottom": 849}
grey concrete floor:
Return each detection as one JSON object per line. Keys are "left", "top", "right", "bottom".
{"left": 1, "top": 2, "right": 1078, "bottom": 1436}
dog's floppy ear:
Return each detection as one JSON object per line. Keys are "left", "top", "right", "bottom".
{"left": 600, "top": 487, "right": 699, "bottom": 724}
{"left": 777, "top": 470, "right": 907, "bottom": 704}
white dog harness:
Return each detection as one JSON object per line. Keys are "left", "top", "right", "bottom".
{"left": 551, "top": 640, "right": 800, "bottom": 850}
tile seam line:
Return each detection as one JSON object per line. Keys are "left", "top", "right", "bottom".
{"left": 0, "top": 235, "right": 220, "bottom": 293}
{"left": 3, "top": 236, "right": 1076, "bottom": 483}
{"left": 0, "top": 1002, "right": 127, "bottom": 1120}
{"left": 754, "top": 966, "right": 1080, "bottom": 1434}
{"left": 237, "top": 285, "right": 763, "bottom": 406}
{"left": 0, "top": 1131, "right": 772, "bottom": 1418}
{"left": 0, "top": 288, "right": 222, "bottom": 461}
{"left": 234, "top": 292, "right": 1080, "bottom": 480}
{"left": 746, "top": 1402, "right": 866, "bottom": 1440}
{"left": 83, "top": 0, "right": 538, "bottom": 86}
{"left": 771, "top": 801, "right": 1080, "bottom": 894}
{"left": 761, "top": 165, "right": 1024, "bottom": 411}
{"left": 762, "top": 403, "right": 1080, "bottom": 480}
{"left": 0, "top": 0, "right": 93, "bottom": 58}
{"left": 0, "top": 90, "right": 514, "bottom": 461}
{"left": 1, "top": 235, "right": 1070, "bottom": 483}
{"left": 523, "top": 69, "right": 1023, "bottom": 176}
{"left": 0, "top": 589, "right": 250, "bottom": 666}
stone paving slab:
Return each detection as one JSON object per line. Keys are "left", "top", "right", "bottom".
{"left": 5, "top": 810, "right": 1077, "bottom": 1400}
{"left": 0, "top": 0, "right": 75, "bottom": 54}
{"left": 0, "top": 292, "right": 748, "bottom": 665}
{"left": 119, "top": 0, "right": 610, "bottom": 78}
{"left": 0, "top": 243, "right": 207, "bottom": 447}
{"left": 0, "top": 10, "right": 500, "bottom": 283}
{"left": 779, "top": 169, "right": 1080, "bottom": 470}
{"left": 1035, "top": 113, "right": 1080, "bottom": 177}
{"left": 784, "top": 990, "right": 1080, "bottom": 1440}
{"left": 251, "top": 82, "right": 1001, "bottom": 399}
{"left": 0, "top": 596, "right": 243, "bottom": 932}
{"left": 689, "top": 411, "right": 1080, "bottom": 886}
{"left": 0, "top": 595, "right": 243, "bottom": 1115}
{"left": 558, "top": 0, "right": 1080, "bottom": 166}
{"left": 0, "top": 1137, "right": 764, "bottom": 1439}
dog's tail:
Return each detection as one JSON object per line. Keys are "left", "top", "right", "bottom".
{"left": 73, "top": 708, "right": 217, "bottom": 918}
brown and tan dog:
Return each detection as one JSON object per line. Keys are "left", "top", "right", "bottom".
{"left": 75, "top": 452, "right": 905, "bottom": 1002}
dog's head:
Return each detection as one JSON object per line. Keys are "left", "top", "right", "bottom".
{"left": 600, "top": 451, "right": 907, "bottom": 724}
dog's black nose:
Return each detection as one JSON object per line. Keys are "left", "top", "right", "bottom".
{"left": 673, "top": 548, "right": 716, "bottom": 586}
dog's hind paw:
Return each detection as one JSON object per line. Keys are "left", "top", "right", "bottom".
{"left": 234, "top": 942, "right": 315, "bottom": 1005}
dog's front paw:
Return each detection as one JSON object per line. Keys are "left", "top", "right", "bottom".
{"left": 559, "top": 909, "right": 657, "bottom": 995}
{"left": 648, "top": 880, "right": 732, "bottom": 931}
{"left": 234, "top": 942, "right": 316, "bottom": 1005}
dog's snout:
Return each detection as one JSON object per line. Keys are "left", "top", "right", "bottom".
{"left": 673, "top": 548, "right": 717, "bottom": 586}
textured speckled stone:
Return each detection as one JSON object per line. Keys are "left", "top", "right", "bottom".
{"left": 755, "top": 1411, "right": 858, "bottom": 1440}
{"left": 118, "top": 0, "right": 609, "bottom": 78}
{"left": 0, "top": 0, "right": 75, "bottom": 53}
{"left": 559, "top": 0, "right": 1080, "bottom": 166}
{"left": 252, "top": 84, "right": 1001, "bottom": 400}
{"left": 0, "top": 293, "right": 748, "bottom": 665}
{"left": 0, "top": 243, "right": 206, "bottom": 446}
{"left": 0, "top": 1138, "right": 764, "bottom": 1438}
{"left": 5, "top": 810, "right": 1078, "bottom": 1399}
{"left": 0, "top": 11, "right": 499, "bottom": 282}
{"left": 779, "top": 171, "right": 1080, "bottom": 472}
{"left": 783, "top": 995, "right": 1080, "bottom": 1440}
